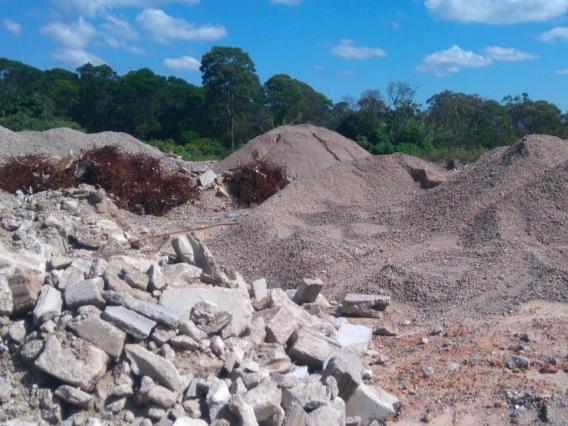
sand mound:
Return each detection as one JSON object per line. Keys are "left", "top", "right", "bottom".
{"left": 0, "top": 126, "right": 162, "bottom": 160}
{"left": 214, "top": 124, "right": 370, "bottom": 180}
{"left": 209, "top": 134, "right": 568, "bottom": 317}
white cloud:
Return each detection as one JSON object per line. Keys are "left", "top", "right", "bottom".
{"left": 136, "top": 8, "right": 227, "bottom": 43}
{"left": 556, "top": 68, "right": 568, "bottom": 75}
{"left": 52, "top": 48, "right": 105, "bottom": 67}
{"left": 51, "top": 0, "right": 199, "bottom": 17}
{"left": 484, "top": 46, "right": 537, "bottom": 61}
{"left": 41, "top": 17, "right": 97, "bottom": 49}
{"left": 540, "top": 27, "right": 568, "bottom": 43}
{"left": 418, "top": 45, "right": 492, "bottom": 76}
{"left": 418, "top": 44, "right": 537, "bottom": 76}
{"left": 102, "top": 15, "right": 138, "bottom": 40}
{"left": 331, "top": 39, "right": 386, "bottom": 60}
{"left": 2, "top": 19, "right": 22, "bottom": 35}
{"left": 164, "top": 56, "right": 201, "bottom": 72}
{"left": 270, "top": 0, "right": 301, "bottom": 5}
{"left": 425, "top": 0, "right": 568, "bottom": 24}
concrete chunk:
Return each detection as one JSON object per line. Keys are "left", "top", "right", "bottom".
{"left": 64, "top": 278, "right": 104, "bottom": 308}
{"left": 34, "top": 335, "right": 109, "bottom": 391}
{"left": 7, "top": 271, "right": 41, "bottom": 315}
{"left": 160, "top": 286, "right": 252, "bottom": 337}
{"left": 54, "top": 385, "right": 94, "bottom": 409}
{"left": 340, "top": 294, "right": 390, "bottom": 318}
{"left": 102, "top": 305, "right": 157, "bottom": 339}
{"left": 287, "top": 328, "right": 341, "bottom": 369}
{"left": 292, "top": 278, "right": 324, "bottom": 305}
{"left": 67, "top": 316, "right": 126, "bottom": 358}
{"left": 243, "top": 379, "right": 283, "bottom": 423}
{"left": 124, "top": 344, "right": 183, "bottom": 392}
{"left": 323, "top": 352, "right": 364, "bottom": 400}
{"left": 265, "top": 306, "right": 299, "bottom": 345}
{"left": 33, "top": 285, "right": 62, "bottom": 325}
{"left": 0, "top": 276, "right": 13, "bottom": 315}
{"left": 198, "top": 169, "right": 217, "bottom": 188}
{"left": 345, "top": 384, "right": 399, "bottom": 423}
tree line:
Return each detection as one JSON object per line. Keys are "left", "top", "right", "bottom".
{"left": 1, "top": 47, "right": 567, "bottom": 161}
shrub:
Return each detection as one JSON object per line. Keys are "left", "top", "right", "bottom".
{"left": 225, "top": 159, "right": 288, "bottom": 206}
{"left": 0, "top": 146, "right": 197, "bottom": 216}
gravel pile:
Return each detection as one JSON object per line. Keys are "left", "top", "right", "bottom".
{"left": 209, "top": 135, "right": 568, "bottom": 318}
{"left": 214, "top": 125, "right": 370, "bottom": 180}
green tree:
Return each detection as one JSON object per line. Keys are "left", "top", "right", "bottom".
{"left": 201, "top": 47, "right": 263, "bottom": 149}
{"left": 264, "top": 74, "right": 303, "bottom": 126}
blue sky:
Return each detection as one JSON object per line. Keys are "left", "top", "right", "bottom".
{"left": 1, "top": 0, "right": 568, "bottom": 109}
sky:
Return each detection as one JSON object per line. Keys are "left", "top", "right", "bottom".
{"left": 1, "top": 0, "right": 568, "bottom": 110}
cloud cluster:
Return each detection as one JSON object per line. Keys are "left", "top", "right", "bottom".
{"left": 136, "top": 8, "right": 226, "bottom": 43}
{"left": 418, "top": 44, "right": 536, "bottom": 76}
{"left": 2, "top": 19, "right": 22, "bottom": 35}
{"left": 425, "top": 0, "right": 568, "bottom": 24}
{"left": 331, "top": 39, "right": 386, "bottom": 60}
{"left": 51, "top": 0, "right": 199, "bottom": 16}
{"left": 540, "top": 27, "right": 568, "bottom": 43}
{"left": 164, "top": 56, "right": 201, "bottom": 72}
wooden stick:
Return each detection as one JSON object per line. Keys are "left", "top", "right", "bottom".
{"left": 130, "top": 221, "right": 238, "bottom": 245}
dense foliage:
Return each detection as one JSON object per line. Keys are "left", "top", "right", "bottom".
{"left": 1, "top": 52, "right": 567, "bottom": 162}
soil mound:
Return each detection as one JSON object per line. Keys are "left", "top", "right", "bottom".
{"left": 209, "top": 134, "right": 568, "bottom": 317}
{"left": 0, "top": 126, "right": 162, "bottom": 160}
{"left": 214, "top": 124, "right": 370, "bottom": 180}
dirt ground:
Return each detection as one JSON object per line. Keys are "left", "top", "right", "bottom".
{"left": 355, "top": 301, "right": 568, "bottom": 425}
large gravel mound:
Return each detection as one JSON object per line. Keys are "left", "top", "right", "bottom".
{"left": 209, "top": 134, "right": 568, "bottom": 317}
{"left": 0, "top": 126, "right": 163, "bottom": 160}
{"left": 214, "top": 124, "right": 370, "bottom": 180}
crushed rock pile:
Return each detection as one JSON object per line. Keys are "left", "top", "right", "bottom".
{"left": 209, "top": 135, "right": 568, "bottom": 317}
{"left": 0, "top": 185, "right": 398, "bottom": 425}
{"left": 214, "top": 125, "right": 370, "bottom": 181}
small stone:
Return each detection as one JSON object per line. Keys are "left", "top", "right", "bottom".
{"left": 507, "top": 356, "right": 530, "bottom": 370}
{"left": 20, "top": 339, "right": 44, "bottom": 362}
{"left": 373, "top": 326, "right": 399, "bottom": 337}
{"left": 422, "top": 366, "right": 434, "bottom": 377}
{"left": 8, "top": 320, "right": 27, "bottom": 344}
{"left": 169, "top": 335, "right": 200, "bottom": 351}
{"left": 0, "top": 377, "right": 12, "bottom": 403}
{"left": 430, "top": 326, "right": 444, "bottom": 336}
{"left": 198, "top": 169, "right": 218, "bottom": 188}
{"left": 420, "top": 337, "right": 429, "bottom": 345}
{"left": 446, "top": 362, "right": 460, "bottom": 373}
{"left": 190, "top": 301, "right": 232, "bottom": 336}
{"left": 152, "top": 325, "right": 176, "bottom": 345}
{"left": 0, "top": 276, "right": 13, "bottom": 316}
{"left": 519, "top": 332, "right": 536, "bottom": 343}
{"left": 67, "top": 316, "right": 126, "bottom": 358}
{"left": 124, "top": 344, "right": 183, "bottom": 392}
{"left": 210, "top": 335, "right": 225, "bottom": 357}
{"left": 539, "top": 364, "right": 558, "bottom": 374}
{"left": 148, "top": 385, "right": 177, "bottom": 408}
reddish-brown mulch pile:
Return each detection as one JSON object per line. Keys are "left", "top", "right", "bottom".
{"left": 0, "top": 146, "right": 197, "bottom": 216}
{"left": 225, "top": 159, "right": 288, "bottom": 206}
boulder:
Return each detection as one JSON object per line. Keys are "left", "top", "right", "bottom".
{"left": 345, "top": 384, "right": 399, "bottom": 423}
{"left": 160, "top": 286, "right": 252, "bottom": 337}
{"left": 33, "top": 285, "right": 62, "bottom": 325}
{"left": 34, "top": 335, "right": 109, "bottom": 391}
{"left": 323, "top": 352, "right": 363, "bottom": 400}
{"left": 292, "top": 278, "right": 324, "bottom": 305}
{"left": 67, "top": 317, "right": 126, "bottom": 358}
{"left": 102, "top": 305, "right": 157, "bottom": 339}
{"left": 287, "top": 328, "right": 341, "bottom": 369}
{"left": 124, "top": 344, "right": 183, "bottom": 393}
{"left": 340, "top": 294, "right": 390, "bottom": 318}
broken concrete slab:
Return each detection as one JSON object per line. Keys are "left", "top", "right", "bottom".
{"left": 162, "top": 263, "right": 202, "bottom": 286}
{"left": 104, "top": 291, "right": 181, "bottom": 328}
{"left": 336, "top": 322, "right": 372, "bottom": 353}
{"left": 323, "top": 352, "right": 363, "bottom": 401}
{"left": 287, "top": 328, "right": 341, "bottom": 369}
{"left": 265, "top": 306, "right": 299, "bottom": 345}
{"left": 35, "top": 335, "right": 109, "bottom": 391}
{"left": 63, "top": 278, "right": 104, "bottom": 309}
{"left": 281, "top": 374, "right": 329, "bottom": 412}
{"left": 191, "top": 301, "right": 232, "bottom": 335}
{"left": 340, "top": 294, "right": 390, "bottom": 318}
{"left": 67, "top": 316, "right": 126, "bottom": 358}
{"left": 102, "top": 305, "right": 157, "bottom": 339}
{"left": 243, "top": 379, "right": 283, "bottom": 423}
{"left": 198, "top": 169, "right": 217, "bottom": 188}
{"left": 0, "top": 276, "right": 13, "bottom": 315}
{"left": 6, "top": 270, "right": 41, "bottom": 315}
{"left": 307, "top": 397, "right": 346, "bottom": 426}
{"left": 124, "top": 344, "right": 183, "bottom": 393}
{"left": 54, "top": 385, "right": 94, "bottom": 409}
{"left": 172, "top": 235, "right": 196, "bottom": 264}
{"left": 345, "top": 384, "right": 399, "bottom": 424}
{"left": 160, "top": 286, "right": 252, "bottom": 337}
{"left": 292, "top": 278, "right": 324, "bottom": 305}
{"left": 33, "top": 285, "right": 62, "bottom": 325}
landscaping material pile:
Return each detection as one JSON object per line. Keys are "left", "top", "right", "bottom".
{"left": 214, "top": 125, "right": 370, "bottom": 181}
{"left": 0, "top": 185, "right": 398, "bottom": 425}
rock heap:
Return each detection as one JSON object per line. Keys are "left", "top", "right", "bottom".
{"left": 0, "top": 185, "right": 398, "bottom": 425}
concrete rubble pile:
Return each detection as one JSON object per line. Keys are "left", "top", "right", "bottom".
{"left": 0, "top": 185, "right": 398, "bottom": 426}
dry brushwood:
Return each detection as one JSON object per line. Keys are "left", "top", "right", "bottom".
{"left": 0, "top": 146, "right": 197, "bottom": 216}
{"left": 225, "top": 159, "right": 288, "bottom": 205}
